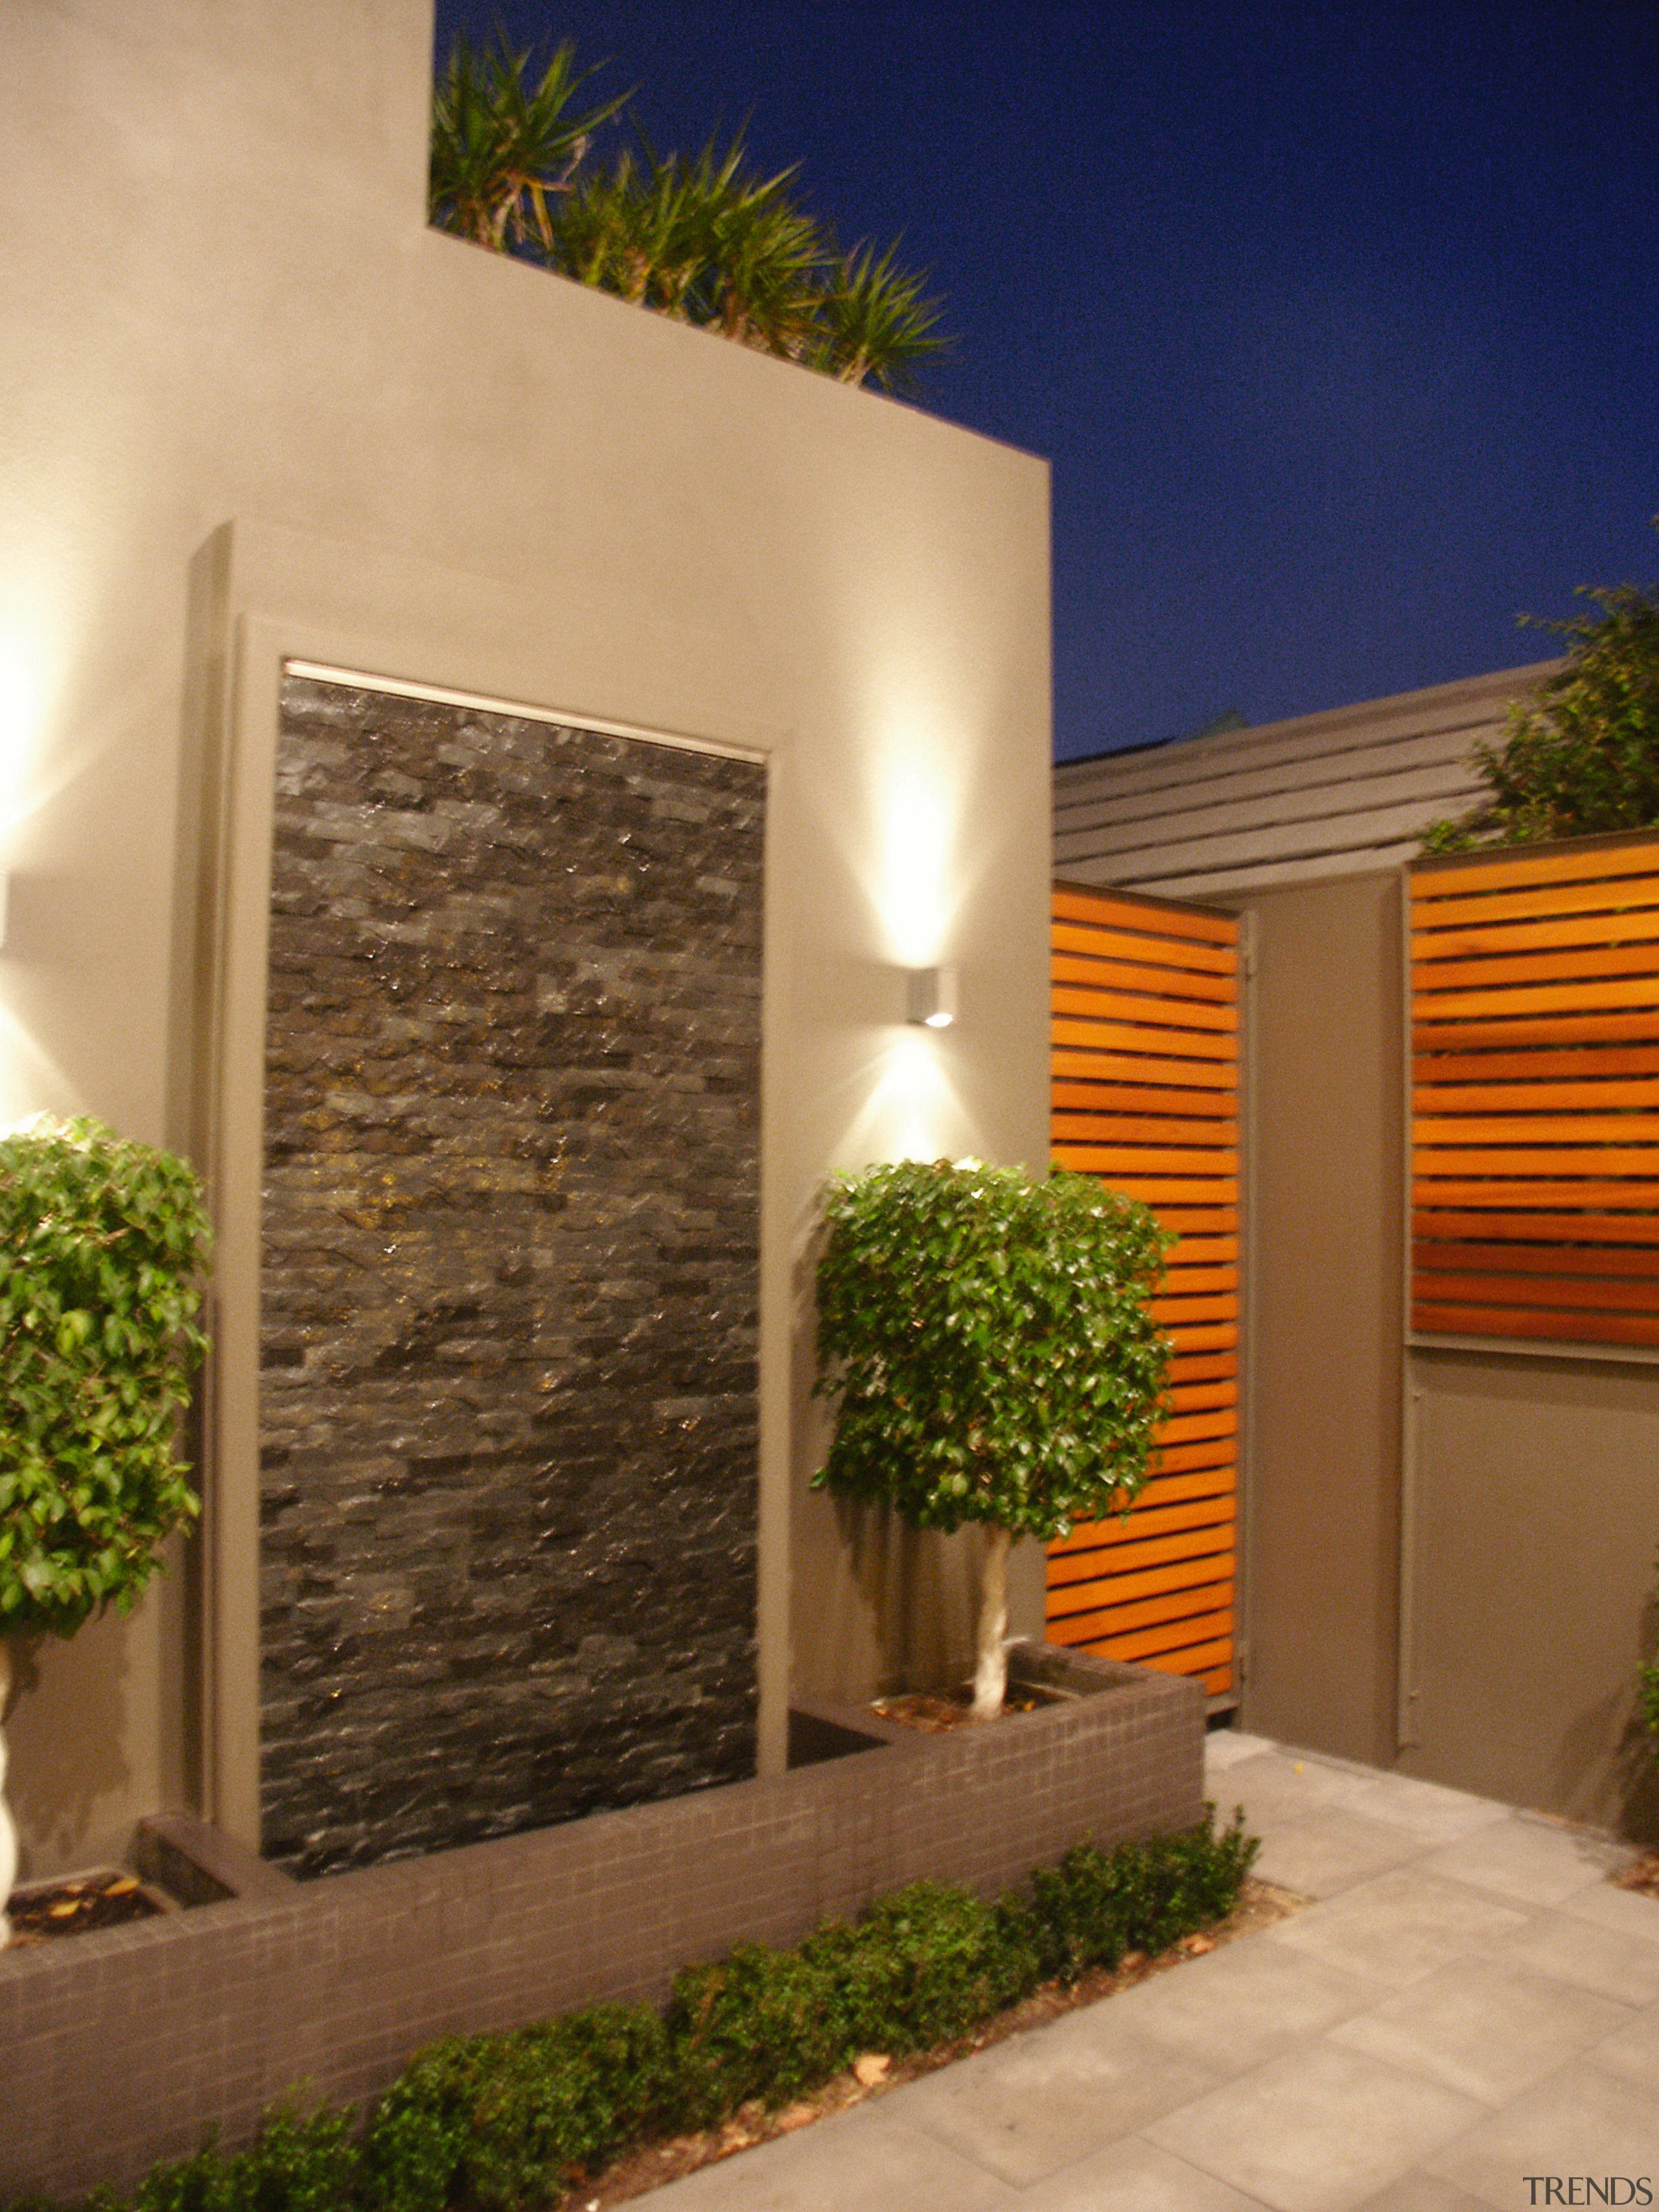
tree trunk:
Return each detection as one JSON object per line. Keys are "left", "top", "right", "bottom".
{"left": 971, "top": 1524, "right": 1012, "bottom": 1721}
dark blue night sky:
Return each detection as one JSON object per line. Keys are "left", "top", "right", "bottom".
{"left": 432, "top": 0, "right": 1659, "bottom": 760}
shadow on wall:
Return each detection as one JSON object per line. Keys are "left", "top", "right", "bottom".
{"left": 7, "top": 1609, "right": 132, "bottom": 1876}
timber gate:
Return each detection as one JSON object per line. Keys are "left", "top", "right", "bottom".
{"left": 1047, "top": 881, "right": 1241, "bottom": 1698}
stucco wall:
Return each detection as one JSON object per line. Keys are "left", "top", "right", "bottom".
{"left": 0, "top": 1, "right": 1051, "bottom": 1876}
{"left": 1232, "top": 872, "right": 1406, "bottom": 1765}
{"left": 1401, "top": 1348, "right": 1659, "bottom": 1836}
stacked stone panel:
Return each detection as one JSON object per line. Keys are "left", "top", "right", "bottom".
{"left": 259, "top": 675, "right": 763, "bottom": 1874}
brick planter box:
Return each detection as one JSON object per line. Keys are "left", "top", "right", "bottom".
{"left": 1, "top": 1646, "right": 1201, "bottom": 2200}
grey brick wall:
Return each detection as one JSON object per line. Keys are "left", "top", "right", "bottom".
{"left": 0, "top": 1657, "right": 1204, "bottom": 2201}
{"left": 259, "top": 677, "right": 763, "bottom": 1874}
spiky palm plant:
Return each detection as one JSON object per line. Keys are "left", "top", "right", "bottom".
{"left": 811, "top": 239, "right": 947, "bottom": 393}
{"left": 696, "top": 156, "right": 825, "bottom": 356}
{"left": 561, "top": 137, "right": 815, "bottom": 338}
{"left": 429, "top": 36, "right": 949, "bottom": 396}
{"left": 560, "top": 148, "right": 693, "bottom": 308}
{"left": 429, "top": 30, "right": 629, "bottom": 259}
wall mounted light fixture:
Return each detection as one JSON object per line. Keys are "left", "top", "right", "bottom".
{"left": 905, "top": 965, "right": 958, "bottom": 1029}
{"left": 0, "top": 874, "right": 8, "bottom": 952}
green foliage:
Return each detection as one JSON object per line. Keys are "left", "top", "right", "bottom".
{"left": 1642, "top": 1647, "right": 1659, "bottom": 1747}
{"left": 428, "top": 31, "right": 629, "bottom": 257}
{"left": 813, "top": 1158, "right": 1174, "bottom": 1540}
{"left": 666, "top": 1939, "right": 858, "bottom": 2122}
{"left": 122, "top": 2108, "right": 357, "bottom": 2212}
{"left": 802, "top": 238, "right": 948, "bottom": 393}
{"left": 1421, "top": 573, "right": 1659, "bottom": 854}
{"left": 666, "top": 1880, "right": 1043, "bottom": 2123}
{"left": 428, "top": 33, "right": 947, "bottom": 394}
{"left": 355, "top": 2007, "right": 671, "bottom": 2212}
{"left": 1028, "top": 1810, "right": 1260, "bottom": 1981}
{"left": 818, "top": 1881, "right": 1043, "bottom": 2051}
{"left": 0, "top": 1117, "right": 211, "bottom": 1641}
{"left": 17, "top": 1810, "right": 1255, "bottom": 2212}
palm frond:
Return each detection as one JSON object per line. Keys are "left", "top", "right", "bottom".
{"left": 813, "top": 240, "right": 950, "bottom": 393}
{"left": 429, "top": 38, "right": 951, "bottom": 399}
{"left": 429, "top": 30, "right": 629, "bottom": 259}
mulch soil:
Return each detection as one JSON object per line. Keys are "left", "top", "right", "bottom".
{"left": 870, "top": 1685, "right": 1062, "bottom": 1732}
{"left": 6, "top": 1867, "right": 163, "bottom": 1944}
{"left": 550, "top": 1874, "right": 1306, "bottom": 2211}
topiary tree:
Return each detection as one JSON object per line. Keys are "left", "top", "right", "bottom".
{"left": 0, "top": 1116, "right": 210, "bottom": 1942}
{"left": 1421, "top": 570, "right": 1659, "bottom": 854}
{"left": 813, "top": 1158, "right": 1173, "bottom": 1720}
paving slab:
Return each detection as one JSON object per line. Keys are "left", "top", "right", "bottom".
{"left": 645, "top": 2102, "right": 1019, "bottom": 2211}
{"left": 1205, "top": 1727, "right": 1278, "bottom": 1773}
{"left": 1559, "top": 1875, "right": 1659, "bottom": 1946}
{"left": 1352, "top": 2177, "right": 1501, "bottom": 2212}
{"left": 1583, "top": 1999, "right": 1659, "bottom": 2100}
{"left": 1008, "top": 2135, "right": 1273, "bottom": 2211}
{"left": 1339, "top": 1775, "right": 1511, "bottom": 1846}
{"left": 893, "top": 2011, "right": 1223, "bottom": 2187}
{"left": 1267, "top": 1868, "right": 1529, "bottom": 1989}
{"left": 1487, "top": 1904, "right": 1659, "bottom": 2006}
{"left": 1251, "top": 1808, "right": 1439, "bottom": 1900}
{"left": 1422, "top": 2061, "right": 1659, "bottom": 2207}
{"left": 1143, "top": 2041, "right": 1486, "bottom": 2212}
{"left": 1102, "top": 1933, "right": 1375, "bottom": 2076}
{"left": 1418, "top": 1817, "right": 1632, "bottom": 1909}
{"left": 1328, "top": 1953, "right": 1631, "bottom": 2104}
{"left": 1212, "top": 1749, "right": 1376, "bottom": 1830}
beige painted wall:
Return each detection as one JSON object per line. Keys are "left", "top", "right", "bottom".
{"left": 0, "top": 1, "right": 1051, "bottom": 1874}
{"left": 1401, "top": 1349, "right": 1659, "bottom": 1837}
{"left": 1233, "top": 872, "right": 1406, "bottom": 1766}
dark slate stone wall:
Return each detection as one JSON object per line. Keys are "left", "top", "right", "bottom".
{"left": 259, "top": 675, "right": 763, "bottom": 1876}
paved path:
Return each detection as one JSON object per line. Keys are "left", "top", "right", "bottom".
{"left": 642, "top": 1729, "right": 1659, "bottom": 2212}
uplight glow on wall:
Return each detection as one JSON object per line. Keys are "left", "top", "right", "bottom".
{"left": 873, "top": 756, "right": 960, "bottom": 968}
{"left": 852, "top": 1025, "right": 958, "bottom": 1166}
{"left": 826, "top": 633, "right": 1003, "bottom": 1165}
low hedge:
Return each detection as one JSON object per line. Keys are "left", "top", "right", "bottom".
{"left": 32, "top": 1808, "right": 1257, "bottom": 2212}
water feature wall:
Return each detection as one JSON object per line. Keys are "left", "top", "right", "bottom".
{"left": 257, "top": 673, "right": 763, "bottom": 1874}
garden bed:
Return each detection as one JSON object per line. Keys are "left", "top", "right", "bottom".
{"left": 5, "top": 1867, "right": 167, "bottom": 1944}
{"left": 1, "top": 1642, "right": 1202, "bottom": 2202}
{"left": 17, "top": 1796, "right": 1268, "bottom": 2212}
{"left": 560, "top": 1872, "right": 1301, "bottom": 2210}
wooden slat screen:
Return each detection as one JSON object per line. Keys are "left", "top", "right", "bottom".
{"left": 1411, "top": 835, "right": 1659, "bottom": 1349}
{"left": 1046, "top": 881, "right": 1240, "bottom": 1697}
